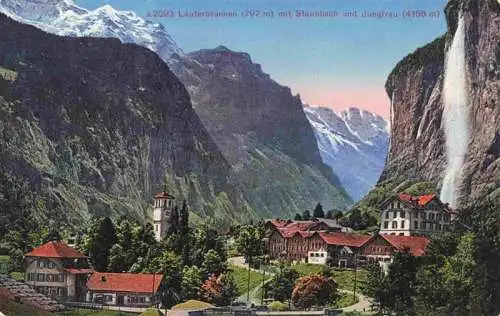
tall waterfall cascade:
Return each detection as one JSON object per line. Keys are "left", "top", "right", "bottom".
{"left": 440, "top": 15, "right": 469, "bottom": 209}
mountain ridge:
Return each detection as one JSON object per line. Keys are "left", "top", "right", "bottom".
{"left": 304, "top": 105, "right": 389, "bottom": 201}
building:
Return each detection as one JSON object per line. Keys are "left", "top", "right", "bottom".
{"left": 267, "top": 224, "right": 372, "bottom": 267}
{"left": 153, "top": 186, "right": 176, "bottom": 241}
{"left": 360, "top": 234, "right": 430, "bottom": 266}
{"left": 86, "top": 272, "right": 163, "bottom": 307}
{"left": 24, "top": 240, "right": 92, "bottom": 301}
{"left": 265, "top": 218, "right": 342, "bottom": 233}
{"left": 379, "top": 193, "right": 455, "bottom": 236}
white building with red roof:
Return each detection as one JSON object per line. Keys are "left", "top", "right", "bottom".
{"left": 379, "top": 193, "right": 456, "bottom": 236}
{"left": 24, "top": 240, "right": 92, "bottom": 301}
{"left": 86, "top": 272, "right": 163, "bottom": 307}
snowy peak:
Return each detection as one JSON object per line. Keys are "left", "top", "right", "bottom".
{"left": 304, "top": 106, "right": 389, "bottom": 201}
{"left": 0, "top": 0, "right": 183, "bottom": 60}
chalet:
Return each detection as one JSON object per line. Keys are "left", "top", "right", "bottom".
{"left": 379, "top": 193, "right": 455, "bottom": 236}
{"left": 86, "top": 272, "right": 163, "bottom": 307}
{"left": 24, "top": 240, "right": 92, "bottom": 301}
{"left": 267, "top": 227, "right": 372, "bottom": 267}
{"left": 360, "top": 234, "right": 430, "bottom": 264}
{"left": 265, "top": 218, "right": 343, "bottom": 233}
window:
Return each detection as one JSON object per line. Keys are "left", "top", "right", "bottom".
{"left": 38, "top": 260, "right": 46, "bottom": 268}
{"left": 438, "top": 224, "right": 442, "bottom": 230}
{"left": 401, "top": 221, "right": 405, "bottom": 229}
{"left": 385, "top": 211, "right": 389, "bottom": 219}
{"left": 57, "top": 288, "right": 64, "bottom": 296}
{"left": 46, "top": 274, "right": 53, "bottom": 282}
{"left": 422, "top": 212, "right": 427, "bottom": 220}
{"left": 399, "top": 233, "right": 404, "bottom": 236}
{"left": 437, "top": 214, "right": 442, "bottom": 221}
{"left": 155, "top": 224, "right": 158, "bottom": 232}
{"left": 414, "top": 221, "right": 419, "bottom": 229}
{"left": 392, "top": 221, "right": 397, "bottom": 229}
{"left": 105, "top": 295, "right": 113, "bottom": 302}
{"left": 444, "top": 214, "right": 450, "bottom": 222}
{"left": 421, "top": 222, "right": 427, "bottom": 230}
{"left": 429, "top": 223, "right": 434, "bottom": 230}
{"left": 397, "top": 202, "right": 401, "bottom": 208}
{"left": 37, "top": 274, "right": 45, "bottom": 282}
{"left": 400, "top": 210, "right": 405, "bottom": 218}
{"left": 59, "top": 274, "right": 65, "bottom": 282}
{"left": 383, "top": 221, "right": 389, "bottom": 229}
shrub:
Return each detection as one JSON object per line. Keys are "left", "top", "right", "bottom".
{"left": 269, "top": 301, "right": 288, "bottom": 311}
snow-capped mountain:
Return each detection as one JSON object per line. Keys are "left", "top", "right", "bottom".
{"left": 304, "top": 105, "right": 389, "bottom": 201}
{"left": 0, "top": 0, "right": 183, "bottom": 60}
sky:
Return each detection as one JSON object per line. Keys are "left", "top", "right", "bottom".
{"left": 76, "top": 0, "right": 448, "bottom": 119}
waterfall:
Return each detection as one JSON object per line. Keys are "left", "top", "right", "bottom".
{"left": 440, "top": 15, "right": 469, "bottom": 209}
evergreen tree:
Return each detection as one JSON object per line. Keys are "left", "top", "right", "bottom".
{"left": 180, "top": 200, "right": 190, "bottom": 265}
{"left": 202, "top": 249, "right": 226, "bottom": 277}
{"left": 313, "top": 203, "right": 325, "bottom": 218}
{"left": 268, "top": 264, "right": 299, "bottom": 302}
{"left": 168, "top": 205, "right": 180, "bottom": 235}
{"left": 181, "top": 265, "right": 203, "bottom": 300}
{"left": 334, "top": 211, "right": 344, "bottom": 220}
{"left": 294, "top": 213, "right": 302, "bottom": 221}
{"left": 218, "top": 273, "right": 238, "bottom": 306}
{"left": 361, "top": 263, "right": 390, "bottom": 312}
{"left": 89, "top": 217, "right": 117, "bottom": 272}
{"left": 325, "top": 210, "right": 334, "bottom": 219}
{"left": 180, "top": 200, "right": 189, "bottom": 235}
{"left": 43, "top": 229, "right": 62, "bottom": 243}
{"left": 302, "top": 210, "right": 311, "bottom": 220}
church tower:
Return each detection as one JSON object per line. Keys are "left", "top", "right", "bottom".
{"left": 153, "top": 185, "right": 175, "bottom": 241}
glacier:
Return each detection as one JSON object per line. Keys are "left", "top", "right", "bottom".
{"left": 304, "top": 106, "right": 389, "bottom": 201}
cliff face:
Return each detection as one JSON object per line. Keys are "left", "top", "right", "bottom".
{"left": 169, "top": 46, "right": 352, "bottom": 216}
{"left": 0, "top": 14, "right": 231, "bottom": 224}
{"left": 382, "top": 0, "right": 500, "bottom": 206}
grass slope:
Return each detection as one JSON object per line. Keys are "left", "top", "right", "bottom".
{"left": 229, "top": 265, "right": 268, "bottom": 296}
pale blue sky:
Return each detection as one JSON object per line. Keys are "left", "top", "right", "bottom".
{"left": 76, "top": 0, "right": 448, "bottom": 117}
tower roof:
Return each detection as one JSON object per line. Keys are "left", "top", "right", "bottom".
{"left": 155, "top": 191, "right": 174, "bottom": 199}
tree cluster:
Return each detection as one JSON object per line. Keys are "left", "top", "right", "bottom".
{"left": 362, "top": 199, "right": 500, "bottom": 315}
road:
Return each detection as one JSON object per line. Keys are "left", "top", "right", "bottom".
{"left": 228, "top": 256, "right": 373, "bottom": 312}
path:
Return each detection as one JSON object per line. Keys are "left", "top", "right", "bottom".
{"left": 229, "top": 256, "right": 373, "bottom": 312}
{"left": 338, "top": 289, "right": 372, "bottom": 313}
{"left": 230, "top": 256, "right": 273, "bottom": 305}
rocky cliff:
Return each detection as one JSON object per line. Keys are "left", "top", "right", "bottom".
{"left": 0, "top": 14, "right": 233, "bottom": 225}
{"left": 169, "top": 47, "right": 352, "bottom": 216}
{"left": 381, "top": 0, "right": 499, "bottom": 206}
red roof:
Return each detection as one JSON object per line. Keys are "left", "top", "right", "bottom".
{"left": 319, "top": 232, "right": 372, "bottom": 248}
{"left": 25, "top": 241, "right": 87, "bottom": 259}
{"left": 268, "top": 219, "right": 291, "bottom": 228}
{"left": 417, "top": 194, "right": 436, "bottom": 206}
{"left": 87, "top": 272, "right": 163, "bottom": 293}
{"left": 397, "top": 193, "right": 437, "bottom": 207}
{"left": 381, "top": 235, "right": 430, "bottom": 256}
{"left": 155, "top": 191, "right": 174, "bottom": 199}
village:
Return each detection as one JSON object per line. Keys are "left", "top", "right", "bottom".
{"left": 0, "top": 186, "right": 463, "bottom": 316}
